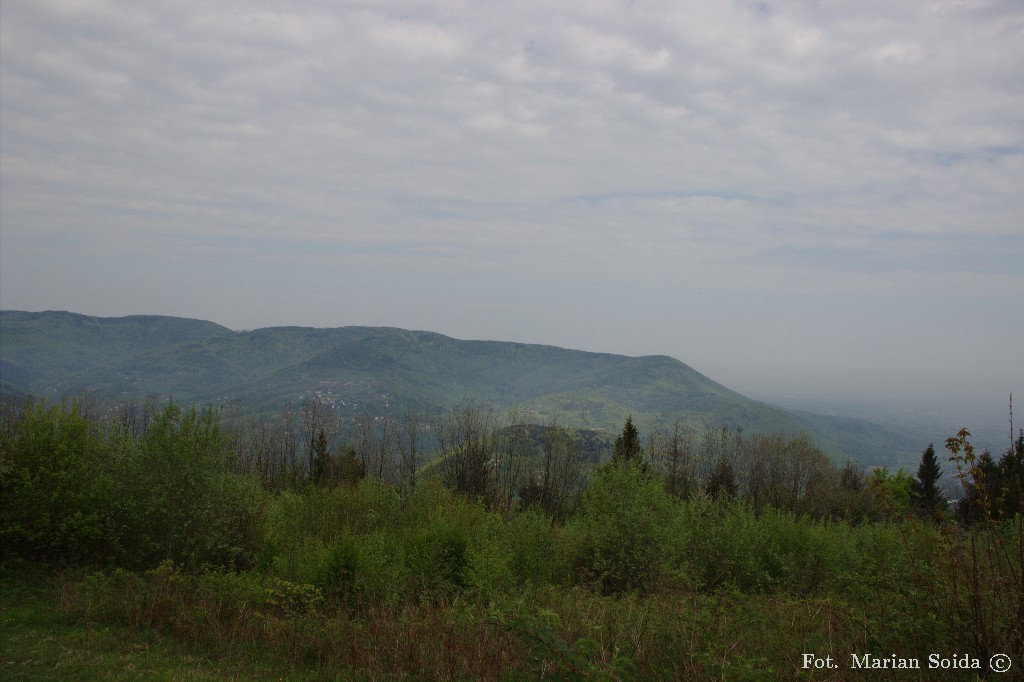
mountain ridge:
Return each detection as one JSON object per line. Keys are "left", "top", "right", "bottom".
{"left": 0, "top": 310, "right": 922, "bottom": 465}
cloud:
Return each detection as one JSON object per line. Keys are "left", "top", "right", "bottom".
{"left": 2, "top": 0, "right": 1021, "bottom": 411}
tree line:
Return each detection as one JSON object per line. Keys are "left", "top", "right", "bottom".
{"left": 5, "top": 391, "right": 1021, "bottom": 571}
{"left": 1, "top": 392, "right": 1022, "bottom": 676}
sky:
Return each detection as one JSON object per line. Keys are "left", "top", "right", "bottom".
{"left": 1, "top": 0, "right": 1022, "bottom": 431}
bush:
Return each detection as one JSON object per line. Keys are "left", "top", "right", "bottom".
{"left": 668, "top": 496, "right": 904, "bottom": 596}
{"left": 464, "top": 512, "right": 513, "bottom": 597}
{"left": 565, "top": 459, "right": 675, "bottom": 594}
{"left": 405, "top": 519, "right": 469, "bottom": 598}
{"left": 393, "top": 478, "right": 482, "bottom": 601}
{"left": 117, "top": 402, "right": 266, "bottom": 570}
{"left": 0, "top": 398, "right": 118, "bottom": 564}
{"left": 507, "top": 507, "right": 558, "bottom": 586}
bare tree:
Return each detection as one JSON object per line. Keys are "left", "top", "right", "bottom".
{"left": 493, "top": 407, "right": 528, "bottom": 510}
{"left": 374, "top": 415, "right": 395, "bottom": 483}
{"left": 396, "top": 409, "right": 424, "bottom": 496}
{"left": 352, "top": 411, "right": 395, "bottom": 484}
{"left": 273, "top": 402, "right": 298, "bottom": 486}
{"left": 233, "top": 409, "right": 296, "bottom": 488}
{"left": 698, "top": 427, "right": 740, "bottom": 491}
{"left": 742, "top": 433, "right": 830, "bottom": 514}
{"left": 650, "top": 421, "right": 697, "bottom": 500}
{"left": 300, "top": 397, "right": 342, "bottom": 483}
{"left": 435, "top": 403, "right": 496, "bottom": 502}
{"left": 520, "top": 420, "right": 586, "bottom": 521}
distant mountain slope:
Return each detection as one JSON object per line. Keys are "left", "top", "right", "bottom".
{"left": 0, "top": 310, "right": 921, "bottom": 465}
{"left": 0, "top": 310, "right": 232, "bottom": 396}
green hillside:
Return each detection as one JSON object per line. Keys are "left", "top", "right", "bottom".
{"left": 0, "top": 311, "right": 231, "bottom": 396}
{"left": 0, "top": 310, "right": 921, "bottom": 465}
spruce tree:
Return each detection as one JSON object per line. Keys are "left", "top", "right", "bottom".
{"left": 912, "top": 443, "right": 945, "bottom": 517}
{"left": 706, "top": 459, "right": 737, "bottom": 499}
{"left": 613, "top": 415, "right": 642, "bottom": 464}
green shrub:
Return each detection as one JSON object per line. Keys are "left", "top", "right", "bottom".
{"left": 566, "top": 459, "right": 675, "bottom": 594}
{"left": 464, "top": 512, "right": 513, "bottom": 597}
{"left": 671, "top": 497, "right": 773, "bottom": 592}
{"left": 0, "top": 398, "right": 118, "bottom": 564}
{"left": 669, "top": 496, "right": 891, "bottom": 596}
{"left": 260, "top": 487, "right": 344, "bottom": 578}
{"left": 352, "top": 529, "right": 405, "bottom": 607}
{"left": 117, "top": 402, "right": 266, "bottom": 570}
{"left": 405, "top": 517, "right": 469, "bottom": 598}
{"left": 507, "top": 507, "right": 558, "bottom": 586}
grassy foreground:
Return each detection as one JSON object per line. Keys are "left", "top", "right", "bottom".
{"left": 1, "top": 561, "right": 941, "bottom": 682}
{"left": 1, "top": 563, "right": 315, "bottom": 681}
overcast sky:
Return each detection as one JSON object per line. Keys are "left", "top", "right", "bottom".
{"left": 2, "top": 0, "right": 1021, "bottom": 424}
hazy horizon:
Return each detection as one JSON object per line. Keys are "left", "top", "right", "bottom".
{"left": 2, "top": 1, "right": 1021, "bottom": 442}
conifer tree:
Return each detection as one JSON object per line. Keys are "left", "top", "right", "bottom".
{"left": 706, "top": 459, "right": 737, "bottom": 499}
{"left": 613, "top": 416, "right": 642, "bottom": 464}
{"left": 912, "top": 443, "right": 946, "bottom": 517}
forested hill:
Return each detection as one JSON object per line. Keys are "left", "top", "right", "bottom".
{"left": 0, "top": 310, "right": 920, "bottom": 465}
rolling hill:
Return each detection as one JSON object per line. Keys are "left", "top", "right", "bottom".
{"left": 0, "top": 310, "right": 923, "bottom": 465}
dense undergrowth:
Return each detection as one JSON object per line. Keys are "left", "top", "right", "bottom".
{"left": 1, "top": 396, "right": 1021, "bottom": 680}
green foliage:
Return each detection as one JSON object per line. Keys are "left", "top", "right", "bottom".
{"left": 405, "top": 515, "right": 471, "bottom": 598}
{"left": 0, "top": 397, "right": 265, "bottom": 571}
{"left": 958, "top": 430, "right": 1024, "bottom": 522}
{"left": 0, "top": 398, "right": 117, "bottom": 564}
{"left": 939, "top": 429, "right": 1024, "bottom": 663}
{"left": 492, "top": 603, "right": 635, "bottom": 680}
{"left": 463, "top": 512, "right": 514, "bottom": 596}
{"left": 262, "top": 577, "right": 324, "bottom": 617}
{"left": 705, "top": 459, "right": 737, "bottom": 499}
{"left": 997, "top": 430, "right": 1024, "bottom": 518}
{"left": 0, "top": 561, "right": 314, "bottom": 682}
{"left": 258, "top": 479, "right": 403, "bottom": 602}
{"left": 667, "top": 494, "right": 914, "bottom": 596}
{"left": 117, "top": 401, "right": 266, "bottom": 570}
{"left": 566, "top": 459, "right": 674, "bottom": 594}
{"left": 259, "top": 476, "right": 528, "bottom": 605}
{"left": 507, "top": 507, "right": 559, "bottom": 586}
{"left": 869, "top": 466, "right": 915, "bottom": 514}
{"left": 9, "top": 388, "right": 1023, "bottom": 678}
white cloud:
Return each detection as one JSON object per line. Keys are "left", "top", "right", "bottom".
{"left": 2, "top": 0, "right": 1021, "bottom": 413}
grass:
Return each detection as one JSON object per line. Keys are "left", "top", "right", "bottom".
{"left": 0, "top": 563, "right": 318, "bottom": 681}
{"left": 3, "top": 562, "right": 962, "bottom": 682}
{"left": 0, "top": 546, "right": 964, "bottom": 682}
